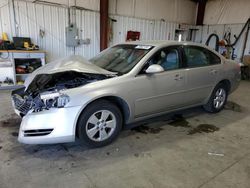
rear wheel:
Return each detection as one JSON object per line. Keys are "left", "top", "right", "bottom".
{"left": 77, "top": 100, "right": 122, "bottom": 147}
{"left": 203, "top": 83, "right": 228, "bottom": 113}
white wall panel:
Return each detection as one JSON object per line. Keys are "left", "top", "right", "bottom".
{"left": 115, "top": 0, "right": 135, "bottom": 17}
{"left": 223, "top": 23, "right": 250, "bottom": 60}
{"left": 19, "top": 0, "right": 197, "bottom": 24}
{"left": 192, "top": 25, "right": 203, "bottom": 43}
{"left": 11, "top": 0, "right": 100, "bottom": 61}
{"left": 176, "top": 0, "right": 197, "bottom": 24}
{"left": 74, "top": 10, "right": 100, "bottom": 59}
{"left": 110, "top": 15, "right": 186, "bottom": 45}
{"left": 0, "top": 1, "right": 12, "bottom": 39}
{"left": 109, "top": 0, "right": 197, "bottom": 24}
{"left": 22, "top": 0, "right": 100, "bottom": 11}
{"left": 110, "top": 15, "right": 154, "bottom": 45}
{"left": 204, "top": 0, "right": 250, "bottom": 25}
{"left": 153, "top": 21, "right": 179, "bottom": 41}
{"left": 0, "top": 0, "right": 8, "bottom": 7}
{"left": 75, "top": 0, "right": 100, "bottom": 11}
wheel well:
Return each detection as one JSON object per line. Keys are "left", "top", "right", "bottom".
{"left": 75, "top": 96, "right": 130, "bottom": 137}
{"left": 218, "top": 79, "right": 231, "bottom": 92}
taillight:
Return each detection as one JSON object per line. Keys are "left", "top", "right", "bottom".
{"left": 236, "top": 63, "right": 241, "bottom": 71}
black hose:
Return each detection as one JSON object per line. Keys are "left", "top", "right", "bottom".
{"left": 205, "top": 33, "right": 219, "bottom": 52}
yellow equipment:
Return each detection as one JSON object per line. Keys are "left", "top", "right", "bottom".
{"left": 2, "top": 32, "right": 9, "bottom": 41}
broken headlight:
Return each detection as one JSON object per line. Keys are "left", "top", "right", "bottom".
{"left": 40, "top": 92, "right": 70, "bottom": 108}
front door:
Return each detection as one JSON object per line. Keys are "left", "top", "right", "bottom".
{"left": 132, "top": 46, "right": 188, "bottom": 118}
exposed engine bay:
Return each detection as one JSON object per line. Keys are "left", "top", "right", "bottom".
{"left": 12, "top": 71, "right": 112, "bottom": 116}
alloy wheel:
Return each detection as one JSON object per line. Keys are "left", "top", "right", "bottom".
{"left": 86, "top": 110, "right": 117, "bottom": 142}
{"left": 213, "top": 88, "right": 226, "bottom": 109}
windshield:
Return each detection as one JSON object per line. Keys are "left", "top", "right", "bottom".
{"left": 89, "top": 44, "right": 153, "bottom": 75}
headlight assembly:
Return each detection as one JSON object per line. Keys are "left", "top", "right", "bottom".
{"left": 40, "top": 92, "right": 70, "bottom": 108}
{"left": 55, "top": 94, "right": 70, "bottom": 108}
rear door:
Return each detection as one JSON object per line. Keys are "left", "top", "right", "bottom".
{"left": 182, "top": 45, "right": 222, "bottom": 105}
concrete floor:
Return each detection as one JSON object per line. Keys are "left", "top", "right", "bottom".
{"left": 0, "top": 81, "right": 250, "bottom": 188}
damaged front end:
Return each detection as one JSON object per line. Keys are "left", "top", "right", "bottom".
{"left": 12, "top": 71, "right": 111, "bottom": 117}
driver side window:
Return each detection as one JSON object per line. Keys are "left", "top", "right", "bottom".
{"left": 140, "top": 47, "right": 180, "bottom": 74}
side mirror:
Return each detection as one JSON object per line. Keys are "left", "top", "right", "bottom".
{"left": 145, "top": 64, "right": 164, "bottom": 74}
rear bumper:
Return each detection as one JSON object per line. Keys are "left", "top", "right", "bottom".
{"left": 18, "top": 106, "right": 82, "bottom": 144}
{"left": 229, "top": 73, "right": 241, "bottom": 94}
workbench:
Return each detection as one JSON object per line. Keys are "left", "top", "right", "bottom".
{"left": 0, "top": 50, "right": 46, "bottom": 89}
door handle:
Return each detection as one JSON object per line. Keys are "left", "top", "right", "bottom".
{"left": 174, "top": 74, "right": 183, "bottom": 81}
{"left": 210, "top": 69, "right": 218, "bottom": 74}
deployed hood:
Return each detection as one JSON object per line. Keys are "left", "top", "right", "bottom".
{"left": 24, "top": 55, "right": 116, "bottom": 87}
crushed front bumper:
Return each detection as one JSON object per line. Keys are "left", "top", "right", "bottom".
{"left": 17, "top": 106, "right": 82, "bottom": 144}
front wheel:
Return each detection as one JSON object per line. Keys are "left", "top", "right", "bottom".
{"left": 203, "top": 83, "right": 228, "bottom": 113}
{"left": 77, "top": 100, "right": 122, "bottom": 147}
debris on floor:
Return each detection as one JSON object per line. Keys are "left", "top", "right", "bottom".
{"left": 131, "top": 124, "right": 163, "bottom": 134}
{"left": 11, "top": 132, "right": 18, "bottom": 137}
{"left": 168, "top": 114, "right": 191, "bottom": 128}
{"left": 224, "top": 101, "right": 242, "bottom": 112}
{"left": 134, "top": 153, "right": 139, "bottom": 157}
{"left": 188, "top": 124, "right": 219, "bottom": 135}
{"left": 208, "top": 152, "right": 224, "bottom": 157}
{"left": 134, "top": 152, "right": 152, "bottom": 158}
{"left": 60, "top": 144, "right": 69, "bottom": 152}
{"left": 0, "top": 116, "right": 21, "bottom": 128}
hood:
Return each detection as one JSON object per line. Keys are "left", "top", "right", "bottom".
{"left": 24, "top": 55, "right": 116, "bottom": 87}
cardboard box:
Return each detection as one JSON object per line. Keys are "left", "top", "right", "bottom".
{"left": 243, "top": 55, "right": 250, "bottom": 66}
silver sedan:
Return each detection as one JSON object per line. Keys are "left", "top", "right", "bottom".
{"left": 11, "top": 41, "right": 241, "bottom": 147}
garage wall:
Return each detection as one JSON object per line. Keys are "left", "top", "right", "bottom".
{"left": 109, "top": 0, "right": 197, "bottom": 24}
{"left": 204, "top": 0, "right": 250, "bottom": 25}
{"left": 0, "top": 0, "right": 13, "bottom": 37}
{"left": 194, "top": 0, "right": 250, "bottom": 62}
{"left": 0, "top": 0, "right": 196, "bottom": 62}
{"left": 0, "top": 0, "right": 100, "bottom": 61}
{"left": 109, "top": 15, "right": 181, "bottom": 46}
{"left": 10, "top": 0, "right": 100, "bottom": 61}
{"left": 194, "top": 23, "right": 250, "bottom": 62}
{"left": 25, "top": 0, "right": 197, "bottom": 24}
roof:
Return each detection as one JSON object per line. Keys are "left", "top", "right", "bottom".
{"left": 122, "top": 40, "right": 207, "bottom": 48}
{"left": 119, "top": 40, "right": 224, "bottom": 59}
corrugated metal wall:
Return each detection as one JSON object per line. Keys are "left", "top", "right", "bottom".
{"left": 204, "top": 0, "right": 250, "bottom": 25}
{"left": 194, "top": 23, "right": 250, "bottom": 62}
{"left": 109, "top": 15, "right": 187, "bottom": 46}
{"left": 1, "top": 0, "right": 195, "bottom": 62}
{"left": 9, "top": 1, "right": 248, "bottom": 64}
{"left": 111, "top": 16, "right": 198, "bottom": 44}
{"left": 0, "top": 1, "right": 12, "bottom": 37}
{"left": 12, "top": 0, "right": 100, "bottom": 61}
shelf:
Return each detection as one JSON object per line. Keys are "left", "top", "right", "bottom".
{"left": 0, "top": 66, "right": 13, "bottom": 68}
{"left": 0, "top": 85, "right": 15, "bottom": 89}
{"left": 1, "top": 51, "right": 45, "bottom": 88}
{"left": 16, "top": 74, "right": 30, "bottom": 76}
{"left": 0, "top": 85, "right": 24, "bottom": 90}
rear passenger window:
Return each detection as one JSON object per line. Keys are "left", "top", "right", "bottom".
{"left": 184, "top": 46, "right": 221, "bottom": 68}
{"left": 206, "top": 50, "right": 221, "bottom": 65}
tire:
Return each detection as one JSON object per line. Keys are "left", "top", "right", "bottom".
{"left": 77, "top": 100, "right": 122, "bottom": 147}
{"left": 203, "top": 83, "right": 228, "bottom": 113}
